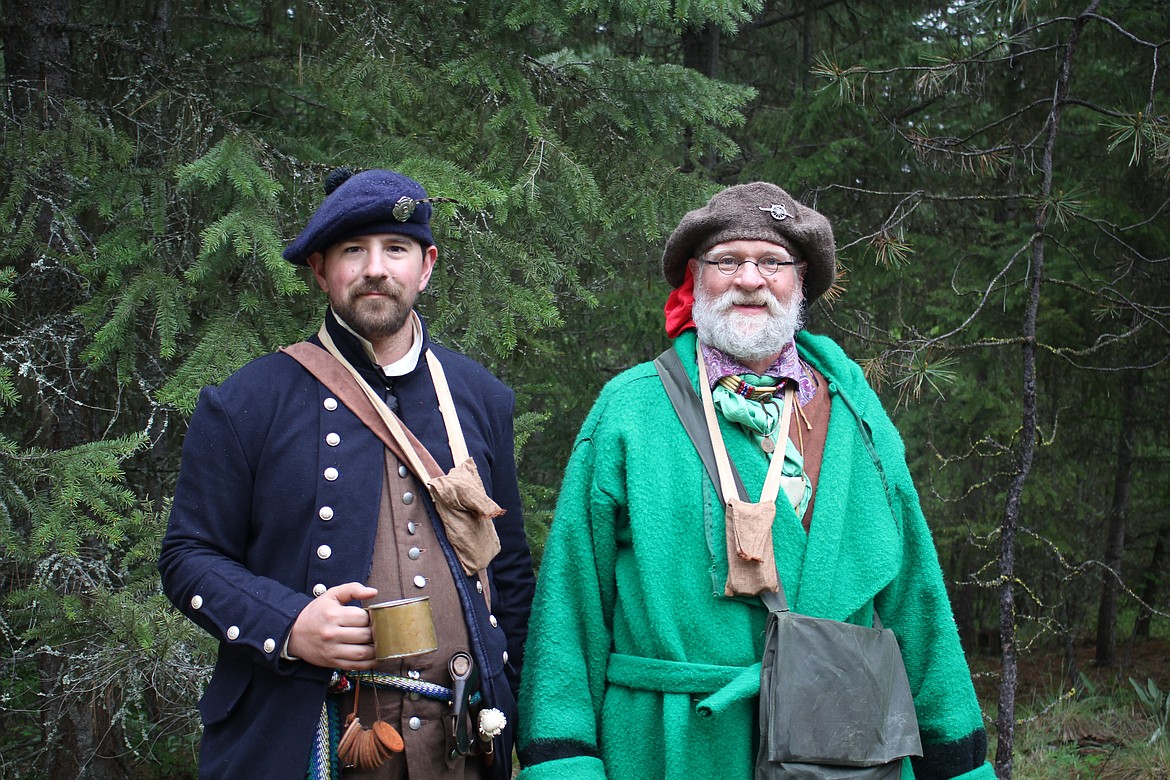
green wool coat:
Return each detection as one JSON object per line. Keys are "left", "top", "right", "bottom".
{"left": 518, "top": 331, "right": 995, "bottom": 780}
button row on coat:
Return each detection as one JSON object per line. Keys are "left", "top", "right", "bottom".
{"left": 312, "top": 403, "right": 354, "bottom": 616}
{"left": 318, "top": 425, "right": 342, "bottom": 526}
{"left": 388, "top": 458, "right": 503, "bottom": 667}
{"left": 317, "top": 425, "right": 339, "bottom": 527}
{"left": 401, "top": 465, "right": 426, "bottom": 587}
{"left": 469, "top": 580, "right": 509, "bottom": 665}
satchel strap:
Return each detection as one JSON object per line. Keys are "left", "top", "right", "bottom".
{"left": 654, "top": 348, "right": 886, "bottom": 630}
{"left": 280, "top": 340, "right": 493, "bottom": 607}
{"left": 759, "top": 589, "right": 788, "bottom": 613}
{"left": 653, "top": 348, "right": 749, "bottom": 505}
{"left": 281, "top": 341, "right": 417, "bottom": 467}
{"left": 654, "top": 347, "right": 794, "bottom": 606}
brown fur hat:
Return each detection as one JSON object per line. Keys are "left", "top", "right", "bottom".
{"left": 661, "top": 182, "right": 836, "bottom": 302}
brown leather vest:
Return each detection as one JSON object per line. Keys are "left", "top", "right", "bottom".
{"left": 791, "top": 365, "right": 831, "bottom": 531}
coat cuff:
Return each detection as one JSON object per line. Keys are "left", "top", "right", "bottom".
{"left": 947, "top": 763, "right": 997, "bottom": 780}
{"left": 517, "top": 753, "right": 607, "bottom": 780}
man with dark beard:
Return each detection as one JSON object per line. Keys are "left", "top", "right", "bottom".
{"left": 159, "top": 169, "right": 535, "bottom": 780}
{"left": 516, "top": 182, "right": 993, "bottom": 780}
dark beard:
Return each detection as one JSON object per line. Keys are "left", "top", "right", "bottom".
{"left": 331, "top": 281, "right": 416, "bottom": 342}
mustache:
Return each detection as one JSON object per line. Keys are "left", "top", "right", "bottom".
{"left": 351, "top": 280, "right": 403, "bottom": 297}
{"left": 713, "top": 290, "right": 781, "bottom": 312}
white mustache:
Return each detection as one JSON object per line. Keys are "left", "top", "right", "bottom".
{"left": 717, "top": 291, "right": 781, "bottom": 312}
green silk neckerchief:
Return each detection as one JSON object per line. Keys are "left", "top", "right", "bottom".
{"left": 712, "top": 374, "right": 811, "bottom": 518}
{"left": 711, "top": 374, "right": 781, "bottom": 439}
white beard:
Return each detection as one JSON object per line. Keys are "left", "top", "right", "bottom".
{"left": 692, "top": 277, "right": 804, "bottom": 364}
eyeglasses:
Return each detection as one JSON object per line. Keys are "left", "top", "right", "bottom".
{"left": 702, "top": 254, "right": 802, "bottom": 276}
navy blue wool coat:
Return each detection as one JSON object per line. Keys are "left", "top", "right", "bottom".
{"left": 159, "top": 311, "right": 535, "bottom": 780}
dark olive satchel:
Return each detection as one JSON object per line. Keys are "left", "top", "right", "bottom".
{"left": 653, "top": 348, "right": 922, "bottom": 779}
{"left": 756, "top": 587, "right": 921, "bottom": 779}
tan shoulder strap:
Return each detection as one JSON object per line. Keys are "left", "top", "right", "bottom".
{"left": 280, "top": 340, "right": 497, "bottom": 602}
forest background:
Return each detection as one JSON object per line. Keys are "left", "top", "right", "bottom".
{"left": 1, "top": 1, "right": 1167, "bottom": 778}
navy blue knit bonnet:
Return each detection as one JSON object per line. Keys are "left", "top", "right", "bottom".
{"left": 282, "top": 168, "right": 435, "bottom": 265}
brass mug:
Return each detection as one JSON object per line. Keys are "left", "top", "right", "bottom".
{"left": 367, "top": 596, "right": 438, "bottom": 659}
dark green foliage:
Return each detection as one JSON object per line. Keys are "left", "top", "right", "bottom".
{"left": 1, "top": 0, "right": 1167, "bottom": 776}
{"left": 0, "top": 1, "right": 756, "bottom": 776}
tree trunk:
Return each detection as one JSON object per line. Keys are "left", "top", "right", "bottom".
{"left": 682, "top": 21, "right": 720, "bottom": 79}
{"left": 680, "top": 22, "right": 720, "bottom": 172}
{"left": 1095, "top": 372, "right": 1139, "bottom": 665}
{"left": 39, "top": 655, "right": 128, "bottom": 780}
{"left": 2, "top": 0, "right": 72, "bottom": 117}
{"left": 994, "top": 4, "right": 1100, "bottom": 777}
{"left": 800, "top": 0, "right": 813, "bottom": 92}
{"left": 4, "top": 3, "right": 133, "bottom": 778}
{"left": 3, "top": 0, "right": 73, "bottom": 286}
{"left": 1134, "top": 523, "right": 1170, "bottom": 638}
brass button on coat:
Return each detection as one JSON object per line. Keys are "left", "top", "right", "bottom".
{"left": 226, "top": 625, "right": 240, "bottom": 640}
{"left": 323, "top": 397, "right": 338, "bottom": 411}
{"left": 318, "top": 506, "right": 334, "bottom": 521}
{"left": 317, "top": 545, "right": 332, "bottom": 560}
{"left": 326, "top": 432, "right": 340, "bottom": 446}
{"left": 323, "top": 467, "right": 339, "bottom": 482}
{"left": 190, "top": 595, "right": 204, "bottom": 610}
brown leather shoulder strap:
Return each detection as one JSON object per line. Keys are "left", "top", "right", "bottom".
{"left": 282, "top": 341, "right": 497, "bottom": 602}
{"left": 280, "top": 341, "right": 440, "bottom": 478}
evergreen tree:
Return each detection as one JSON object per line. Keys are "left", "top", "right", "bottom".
{"left": 0, "top": 1, "right": 756, "bottom": 775}
{"left": 1, "top": 0, "right": 1166, "bottom": 776}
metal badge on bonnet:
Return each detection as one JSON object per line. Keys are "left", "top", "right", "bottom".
{"left": 392, "top": 195, "right": 417, "bottom": 222}
{"left": 392, "top": 194, "right": 461, "bottom": 222}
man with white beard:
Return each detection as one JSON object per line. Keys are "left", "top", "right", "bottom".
{"left": 690, "top": 238, "right": 806, "bottom": 369}
{"left": 516, "top": 182, "right": 994, "bottom": 780}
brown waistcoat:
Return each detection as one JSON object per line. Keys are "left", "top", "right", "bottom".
{"left": 340, "top": 452, "right": 483, "bottom": 780}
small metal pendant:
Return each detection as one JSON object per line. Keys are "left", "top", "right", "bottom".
{"left": 761, "top": 436, "right": 776, "bottom": 453}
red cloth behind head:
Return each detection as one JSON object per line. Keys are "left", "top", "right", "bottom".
{"left": 664, "top": 264, "right": 696, "bottom": 338}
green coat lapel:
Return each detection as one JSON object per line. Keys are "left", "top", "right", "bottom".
{"left": 793, "top": 332, "right": 902, "bottom": 622}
